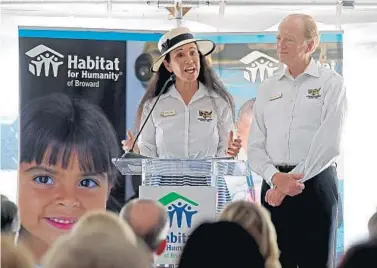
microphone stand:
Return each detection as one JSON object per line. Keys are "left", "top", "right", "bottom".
{"left": 121, "top": 74, "right": 176, "bottom": 159}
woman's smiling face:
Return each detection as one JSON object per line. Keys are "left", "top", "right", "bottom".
{"left": 18, "top": 152, "right": 110, "bottom": 246}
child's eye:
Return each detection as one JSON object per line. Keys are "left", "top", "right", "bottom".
{"left": 33, "top": 175, "right": 54, "bottom": 185}
{"left": 79, "top": 178, "right": 99, "bottom": 188}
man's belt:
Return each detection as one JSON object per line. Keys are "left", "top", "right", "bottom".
{"left": 275, "top": 165, "right": 297, "bottom": 173}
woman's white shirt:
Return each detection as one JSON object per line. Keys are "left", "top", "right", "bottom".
{"left": 138, "top": 82, "right": 234, "bottom": 159}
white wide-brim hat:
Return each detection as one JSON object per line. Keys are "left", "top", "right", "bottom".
{"left": 151, "top": 27, "right": 215, "bottom": 73}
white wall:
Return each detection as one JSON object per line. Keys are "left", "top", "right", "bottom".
{"left": 343, "top": 22, "right": 377, "bottom": 247}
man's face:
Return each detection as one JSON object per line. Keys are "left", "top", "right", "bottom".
{"left": 276, "top": 17, "right": 313, "bottom": 66}
{"left": 18, "top": 153, "right": 110, "bottom": 247}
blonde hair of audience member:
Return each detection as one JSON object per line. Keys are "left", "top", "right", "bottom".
{"left": 42, "top": 211, "right": 150, "bottom": 268}
{"left": 1, "top": 235, "right": 34, "bottom": 268}
{"left": 219, "top": 201, "right": 281, "bottom": 268}
{"left": 69, "top": 210, "right": 138, "bottom": 245}
{"left": 368, "top": 211, "right": 377, "bottom": 239}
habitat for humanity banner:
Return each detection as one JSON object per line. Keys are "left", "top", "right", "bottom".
{"left": 17, "top": 27, "right": 344, "bottom": 264}
{"left": 18, "top": 34, "right": 126, "bottom": 144}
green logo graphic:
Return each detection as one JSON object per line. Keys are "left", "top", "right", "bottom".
{"left": 159, "top": 192, "right": 198, "bottom": 228}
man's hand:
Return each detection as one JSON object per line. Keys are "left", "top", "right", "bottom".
{"left": 265, "top": 189, "right": 286, "bottom": 207}
{"left": 272, "top": 172, "right": 305, "bottom": 196}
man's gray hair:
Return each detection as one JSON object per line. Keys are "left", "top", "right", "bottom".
{"left": 120, "top": 199, "right": 168, "bottom": 250}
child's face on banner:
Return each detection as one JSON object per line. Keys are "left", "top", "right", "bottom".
{"left": 18, "top": 153, "right": 109, "bottom": 246}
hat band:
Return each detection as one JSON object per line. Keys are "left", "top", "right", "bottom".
{"left": 161, "top": 33, "right": 194, "bottom": 54}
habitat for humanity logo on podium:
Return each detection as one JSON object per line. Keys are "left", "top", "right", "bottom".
{"left": 159, "top": 192, "right": 198, "bottom": 254}
{"left": 24, "top": 44, "right": 123, "bottom": 88}
{"left": 25, "top": 45, "right": 64, "bottom": 77}
{"left": 159, "top": 192, "right": 198, "bottom": 228}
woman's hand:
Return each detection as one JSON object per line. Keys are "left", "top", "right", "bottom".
{"left": 227, "top": 130, "right": 242, "bottom": 157}
{"left": 121, "top": 130, "right": 140, "bottom": 154}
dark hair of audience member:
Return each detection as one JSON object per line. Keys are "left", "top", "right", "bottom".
{"left": 178, "top": 221, "right": 265, "bottom": 268}
{"left": 338, "top": 238, "right": 377, "bottom": 268}
{"left": 1, "top": 195, "right": 19, "bottom": 234}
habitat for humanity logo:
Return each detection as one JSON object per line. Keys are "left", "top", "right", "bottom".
{"left": 25, "top": 45, "right": 64, "bottom": 77}
{"left": 240, "top": 51, "right": 280, "bottom": 83}
{"left": 24, "top": 44, "right": 122, "bottom": 88}
{"left": 159, "top": 192, "right": 198, "bottom": 228}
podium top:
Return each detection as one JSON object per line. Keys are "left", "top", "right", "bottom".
{"left": 112, "top": 157, "right": 250, "bottom": 176}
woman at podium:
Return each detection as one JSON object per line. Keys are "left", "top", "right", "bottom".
{"left": 122, "top": 27, "right": 241, "bottom": 203}
{"left": 123, "top": 27, "right": 241, "bottom": 160}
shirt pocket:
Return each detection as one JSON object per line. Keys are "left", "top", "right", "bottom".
{"left": 263, "top": 96, "right": 286, "bottom": 130}
{"left": 196, "top": 108, "right": 217, "bottom": 125}
{"left": 297, "top": 89, "right": 324, "bottom": 124}
{"left": 153, "top": 111, "right": 184, "bottom": 132}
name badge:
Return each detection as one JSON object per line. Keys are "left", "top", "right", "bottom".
{"left": 270, "top": 92, "right": 282, "bottom": 101}
{"left": 160, "top": 110, "right": 176, "bottom": 117}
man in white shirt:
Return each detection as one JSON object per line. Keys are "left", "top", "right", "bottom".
{"left": 248, "top": 14, "right": 346, "bottom": 268}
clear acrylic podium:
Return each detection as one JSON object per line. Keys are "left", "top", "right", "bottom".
{"left": 113, "top": 156, "right": 254, "bottom": 267}
{"left": 112, "top": 157, "right": 254, "bottom": 214}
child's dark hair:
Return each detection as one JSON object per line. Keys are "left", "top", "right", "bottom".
{"left": 20, "top": 93, "right": 120, "bottom": 183}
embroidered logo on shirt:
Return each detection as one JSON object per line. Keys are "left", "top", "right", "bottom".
{"left": 160, "top": 110, "right": 176, "bottom": 117}
{"left": 306, "top": 88, "right": 322, "bottom": 99}
{"left": 198, "top": 110, "right": 213, "bottom": 122}
{"left": 269, "top": 92, "right": 282, "bottom": 101}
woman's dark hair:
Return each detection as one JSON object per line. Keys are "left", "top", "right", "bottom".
{"left": 20, "top": 93, "right": 120, "bottom": 183}
{"left": 1, "top": 195, "right": 19, "bottom": 234}
{"left": 135, "top": 50, "right": 235, "bottom": 129}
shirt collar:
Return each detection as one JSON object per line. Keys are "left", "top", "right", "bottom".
{"left": 277, "top": 58, "right": 320, "bottom": 80}
{"left": 160, "top": 81, "right": 216, "bottom": 101}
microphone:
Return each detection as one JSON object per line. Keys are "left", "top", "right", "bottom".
{"left": 122, "top": 74, "right": 176, "bottom": 158}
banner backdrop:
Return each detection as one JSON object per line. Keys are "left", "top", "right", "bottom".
{"left": 18, "top": 28, "right": 344, "bottom": 263}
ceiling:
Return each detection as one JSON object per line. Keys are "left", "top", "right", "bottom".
{"left": 0, "top": 0, "right": 377, "bottom": 33}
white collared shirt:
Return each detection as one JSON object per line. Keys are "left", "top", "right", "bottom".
{"left": 138, "top": 82, "right": 235, "bottom": 159}
{"left": 248, "top": 58, "right": 347, "bottom": 184}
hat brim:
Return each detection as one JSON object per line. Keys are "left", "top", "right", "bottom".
{"left": 151, "top": 39, "right": 215, "bottom": 73}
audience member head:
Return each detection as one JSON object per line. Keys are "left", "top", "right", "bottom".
{"left": 17, "top": 93, "right": 120, "bottom": 261}
{"left": 219, "top": 201, "right": 281, "bottom": 268}
{"left": 368, "top": 210, "right": 377, "bottom": 239}
{"left": 1, "top": 235, "right": 34, "bottom": 268}
{"left": 178, "top": 221, "right": 265, "bottom": 268}
{"left": 120, "top": 199, "right": 169, "bottom": 256}
{"left": 1, "top": 195, "right": 19, "bottom": 236}
{"left": 338, "top": 239, "right": 377, "bottom": 268}
{"left": 42, "top": 211, "right": 149, "bottom": 268}
{"left": 70, "top": 210, "right": 137, "bottom": 244}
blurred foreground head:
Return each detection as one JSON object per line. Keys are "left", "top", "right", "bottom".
{"left": 42, "top": 211, "right": 150, "bottom": 268}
